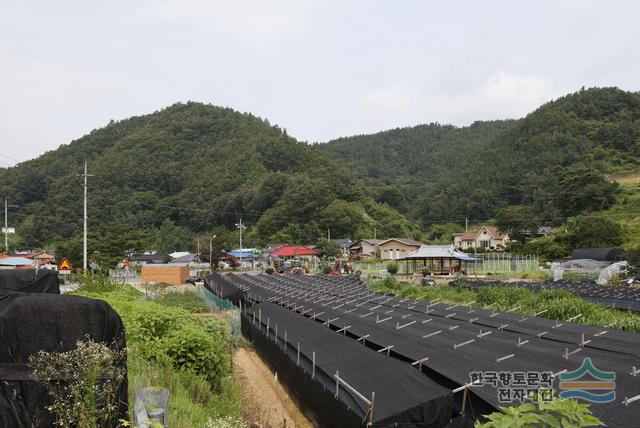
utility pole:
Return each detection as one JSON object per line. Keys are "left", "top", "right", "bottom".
{"left": 209, "top": 234, "right": 217, "bottom": 273}
{"left": 236, "top": 218, "right": 245, "bottom": 269}
{"left": 4, "top": 198, "right": 18, "bottom": 254}
{"left": 373, "top": 227, "right": 377, "bottom": 240}
{"left": 465, "top": 218, "right": 468, "bottom": 232}
{"left": 4, "top": 198, "right": 8, "bottom": 254}
{"left": 327, "top": 228, "right": 330, "bottom": 240}
{"left": 77, "top": 162, "right": 93, "bottom": 275}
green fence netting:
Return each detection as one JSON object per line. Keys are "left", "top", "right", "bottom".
{"left": 193, "top": 285, "right": 241, "bottom": 336}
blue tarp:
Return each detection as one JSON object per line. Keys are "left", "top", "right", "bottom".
{"left": 227, "top": 251, "right": 257, "bottom": 259}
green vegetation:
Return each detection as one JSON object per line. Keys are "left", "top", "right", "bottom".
{"left": 373, "top": 282, "right": 640, "bottom": 332}
{"left": 0, "top": 102, "right": 413, "bottom": 268}
{"left": 321, "top": 88, "right": 635, "bottom": 225}
{"left": 3, "top": 88, "right": 640, "bottom": 266}
{"left": 476, "top": 396, "right": 603, "bottom": 428}
{"left": 385, "top": 261, "right": 399, "bottom": 276}
{"left": 29, "top": 340, "right": 127, "bottom": 428}
{"left": 513, "top": 215, "right": 625, "bottom": 261}
{"left": 154, "top": 291, "right": 208, "bottom": 313}
{"left": 72, "top": 280, "right": 241, "bottom": 427}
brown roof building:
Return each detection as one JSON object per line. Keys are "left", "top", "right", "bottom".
{"left": 453, "top": 225, "right": 509, "bottom": 250}
{"left": 377, "top": 238, "right": 423, "bottom": 260}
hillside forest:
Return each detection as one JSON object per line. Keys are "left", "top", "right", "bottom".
{"left": 2, "top": 87, "right": 640, "bottom": 266}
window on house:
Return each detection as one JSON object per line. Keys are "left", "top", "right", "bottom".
{"left": 481, "top": 240, "right": 490, "bottom": 248}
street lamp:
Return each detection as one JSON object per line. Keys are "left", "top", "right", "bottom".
{"left": 209, "top": 234, "right": 217, "bottom": 273}
{"left": 235, "top": 219, "right": 246, "bottom": 269}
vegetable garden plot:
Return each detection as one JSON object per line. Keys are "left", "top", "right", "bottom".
{"left": 229, "top": 274, "right": 640, "bottom": 427}
{"left": 242, "top": 302, "right": 455, "bottom": 428}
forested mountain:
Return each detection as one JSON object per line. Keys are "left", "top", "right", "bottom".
{"left": 319, "top": 87, "right": 638, "bottom": 225}
{"left": 2, "top": 87, "right": 640, "bottom": 265}
{"left": 0, "top": 103, "right": 416, "bottom": 264}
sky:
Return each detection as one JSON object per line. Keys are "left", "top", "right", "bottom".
{"left": 1, "top": 0, "right": 639, "bottom": 164}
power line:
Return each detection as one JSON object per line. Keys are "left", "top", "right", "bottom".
{"left": 0, "top": 152, "right": 20, "bottom": 164}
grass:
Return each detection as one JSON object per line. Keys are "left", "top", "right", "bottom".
{"left": 154, "top": 291, "right": 209, "bottom": 313}
{"left": 128, "top": 350, "right": 243, "bottom": 427}
{"left": 373, "top": 280, "right": 640, "bottom": 333}
{"left": 600, "top": 183, "right": 640, "bottom": 248}
{"left": 72, "top": 278, "right": 244, "bottom": 428}
{"left": 607, "top": 170, "right": 640, "bottom": 184}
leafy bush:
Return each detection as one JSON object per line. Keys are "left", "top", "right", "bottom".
{"left": 386, "top": 262, "right": 399, "bottom": 276}
{"left": 264, "top": 266, "right": 274, "bottom": 275}
{"left": 73, "top": 286, "right": 241, "bottom": 427}
{"left": 155, "top": 292, "right": 208, "bottom": 313}
{"left": 476, "top": 397, "right": 603, "bottom": 427}
{"left": 74, "top": 288, "right": 233, "bottom": 389}
{"left": 383, "top": 276, "right": 399, "bottom": 289}
{"left": 321, "top": 265, "right": 333, "bottom": 274}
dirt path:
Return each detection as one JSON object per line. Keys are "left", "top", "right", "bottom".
{"left": 234, "top": 347, "right": 314, "bottom": 428}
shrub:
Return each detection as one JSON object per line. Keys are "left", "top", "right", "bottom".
{"left": 76, "top": 292, "right": 233, "bottom": 389}
{"left": 383, "top": 276, "right": 399, "bottom": 289}
{"left": 77, "top": 273, "right": 120, "bottom": 293}
{"left": 155, "top": 292, "right": 208, "bottom": 313}
{"left": 386, "top": 262, "right": 399, "bottom": 276}
{"left": 29, "top": 339, "right": 127, "bottom": 428}
{"left": 264, "top": 266, "right": 274, "bottom": 275}
{"left": 321, "top": 265, "right": 333, "bottom": 274}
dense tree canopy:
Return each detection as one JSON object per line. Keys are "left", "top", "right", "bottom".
{"left": 1, "top": 87, "right": 639, "bottom": 267}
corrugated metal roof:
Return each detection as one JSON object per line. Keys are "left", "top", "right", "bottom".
{"left": 0, "top": 257, "right": 36, "bottom": 266}
{"left": 401, "top": 245, "right": 476, "bottom": 261}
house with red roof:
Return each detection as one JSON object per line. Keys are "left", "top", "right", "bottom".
{"left": 269, "top": 245, "right": 319, "bottom": 259}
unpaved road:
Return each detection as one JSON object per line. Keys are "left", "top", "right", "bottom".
{"left": 234, "top": 347, "right": 314, "bottom": 428}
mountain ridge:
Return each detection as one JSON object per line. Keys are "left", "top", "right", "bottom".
{"left": 1, "top": 87, "right": 639, "bottom": 262}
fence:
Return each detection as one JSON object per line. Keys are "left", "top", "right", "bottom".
{"left": 354, "top": 254, "right": 540, "bottom": 276}
{"left": 109, "top": 269, "right": 139, "bottom": 281}
{"left": 476, "top": 253, "right": 539, "bottom": 273}
{"left": 194, "top": 285, "right": 241, "bottom": 336}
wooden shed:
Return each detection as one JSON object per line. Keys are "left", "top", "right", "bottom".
{"left": 141, "top": 264, "right": 189, "bottom": 285}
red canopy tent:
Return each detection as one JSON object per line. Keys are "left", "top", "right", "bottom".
{"left": 269, "top": 245, "right": 319, "bottom": 257}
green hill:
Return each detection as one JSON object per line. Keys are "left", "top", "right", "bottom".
{"left": 319, "top": 87, "right": 638, "bottom": 225}
{"left": 3, "top": 87, "right": 640, "bottom": 265}
{"left": 0, "top": 103, "right": 415, "bottom": 264}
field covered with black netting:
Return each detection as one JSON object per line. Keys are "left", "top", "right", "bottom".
{"left": 206, "top": 273, "right": 640, "bottom": 427}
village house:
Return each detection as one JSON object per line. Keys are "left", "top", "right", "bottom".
{"left": 453, "top": 225, "right": 509, "bottom": 250}
{"left": 331, "top": 239, "right": 353, "bottom": 257}
{"left": 349, "top": 239, "right": 384, "bottom": 258}
{"left": 377, "top": 238, "right": 423, "bottom": 260}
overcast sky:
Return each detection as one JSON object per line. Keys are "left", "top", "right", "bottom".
{"left": 1, "top": 0, "right": 638, "bottom": 164}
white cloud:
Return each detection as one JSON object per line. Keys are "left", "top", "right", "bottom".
{"left": 361, "top": 85, "right": 417, "bottom": 110}
{"left": 481, "top": 72, "right": 554, "bottom": 104}
{"left": 139, "top": 0, "right": 311, "bottom": 43}
{"left": 350, "top": 72, "right": 562, "bottom": 139}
